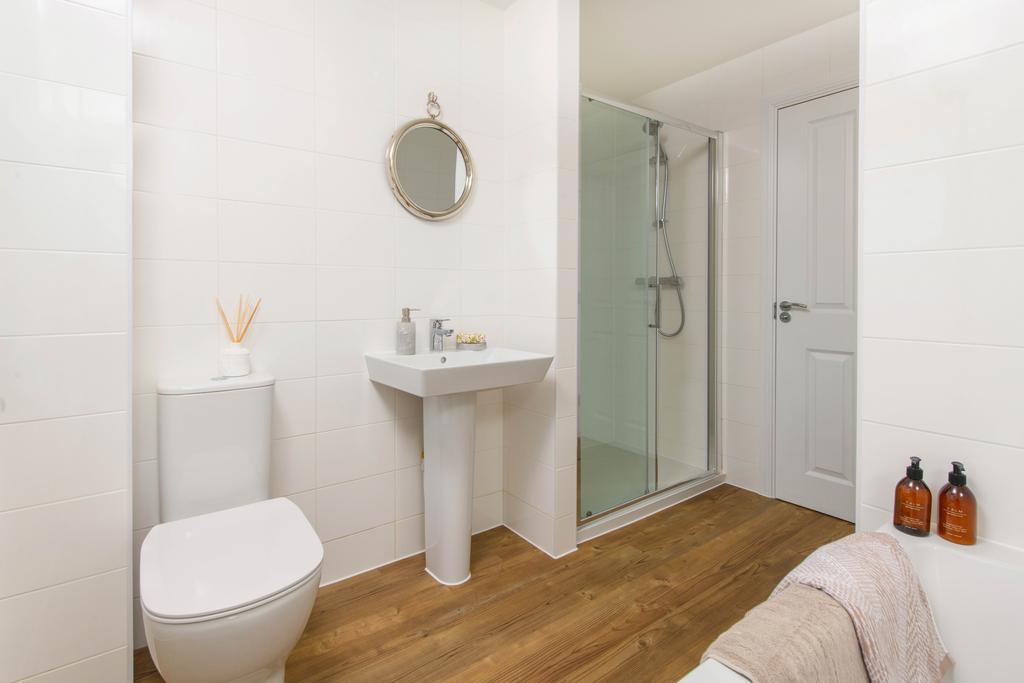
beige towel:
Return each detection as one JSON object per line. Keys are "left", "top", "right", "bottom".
{"left": 773, "top": 532, "right": 950, "bottom": 683}
{"left": 703, "top": 583, "right": 869, "bottom": 683}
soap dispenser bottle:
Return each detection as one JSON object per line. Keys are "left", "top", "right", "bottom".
{"left": 938, "top": 462, "right": 976, "bottom": 545}
{"left": 894, "top": 457, "right": 931, "bottom": 536}
{"left": 396, "top": 307, "right": 419, "bottom": 355}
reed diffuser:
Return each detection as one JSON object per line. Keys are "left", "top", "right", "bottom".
{"left": 216, "top": 295, "right": 261, "bottom": 377}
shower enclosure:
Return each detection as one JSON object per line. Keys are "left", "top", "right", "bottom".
{"left": 578, "top": 95, "right": 719, "bottom": 521}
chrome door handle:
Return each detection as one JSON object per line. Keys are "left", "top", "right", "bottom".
{"left": 778, "top": 301, "right": 809, "bottom": 311}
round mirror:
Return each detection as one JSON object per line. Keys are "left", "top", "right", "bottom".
{"left": 386, "top": 119, "right": 474, "bottom": 221}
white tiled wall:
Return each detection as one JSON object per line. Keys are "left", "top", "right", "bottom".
{"left": 501, "top": 0, "right": 579, "bottom": 558}
{"left": 128, "top": 0, "right": 539, "bottom": 646}
{"left": 635, "top": 14, "right": 859, "bottom": 494}
{"left": 0, "top": 1, "right": 132, "bottom": 681}
{"left": 858, "top": 0, "right": 1024, "bottom": 551}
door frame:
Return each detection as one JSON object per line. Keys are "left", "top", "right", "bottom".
{"left": 759, "top": 79, "right": 859, "bottom": 498}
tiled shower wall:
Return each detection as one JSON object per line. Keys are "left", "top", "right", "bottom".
{"left": 635, "top": 13, "right": 859, "bottom": 494}
{"left": 858, "top": 0, "right": 1024, "bottom": 551}
{"left": 0, "top": 1, "right": 133, "bottom": 680}
{"left": 130, "top": 0, "right": 510, "bottom": 645}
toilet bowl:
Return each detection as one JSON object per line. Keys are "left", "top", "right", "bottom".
{"left": 141, "top": 498, "right": 323, "bottom": 683}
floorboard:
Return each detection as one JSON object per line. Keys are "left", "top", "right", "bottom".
{"left": 133, "top": 485, "right": 852, "bottom": 682}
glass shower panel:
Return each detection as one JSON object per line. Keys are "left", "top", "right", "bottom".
{"left": 654, "top": 126, "right": 712, "bottom": 488}
{"left": 579, "top": 97, "right": 657, "bottom": 519}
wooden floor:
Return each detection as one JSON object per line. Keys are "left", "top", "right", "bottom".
{"left": 134, "top": 485, "right": 851, "bottom": 682}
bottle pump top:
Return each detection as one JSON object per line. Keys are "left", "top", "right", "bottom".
{"left": 948, "top": 461, "right": 967, "bottom": 486}
{"left": 906, "top": 457, "right": 924, "bottom": 480}
{"left": 400, "top": 307, "right": 420, "bottom": 322}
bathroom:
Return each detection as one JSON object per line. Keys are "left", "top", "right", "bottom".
{"left": 1, "top": 0, "right": 1021, "bottom": 681}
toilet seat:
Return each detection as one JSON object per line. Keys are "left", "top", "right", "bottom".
{"left": 141, "top": 498, "right": 323, "bottom": 623}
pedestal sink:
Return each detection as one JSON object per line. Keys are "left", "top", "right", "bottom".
{"left": 365, "top": 348, "right": 553, "bottom": 585}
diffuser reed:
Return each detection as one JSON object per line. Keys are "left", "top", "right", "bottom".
{"left": 216, "top": 295, "right": 261, "bottom": 376}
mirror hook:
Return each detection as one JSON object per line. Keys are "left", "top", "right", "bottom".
{"left": 426, "top": 91, "right": 442, "bottom": 120}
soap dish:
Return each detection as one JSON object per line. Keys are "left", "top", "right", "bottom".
{"left": 455, "top": 332, "right": 487, "bottom": 351}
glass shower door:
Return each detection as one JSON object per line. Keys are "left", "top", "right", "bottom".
{"left": 578, "top": 97, "right": 658, "bottom": 519}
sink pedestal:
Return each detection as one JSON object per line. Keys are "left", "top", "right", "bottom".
{"left": 422, "top": 392, "right": 475, "bottom": 585}
{"left": 364, "top": 347, "right": 553, "bottom": 585}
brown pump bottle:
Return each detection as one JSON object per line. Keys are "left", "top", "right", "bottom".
{"left": 894, "top": 457, "right": 931, "bottom": 536}
{"left": 938, "top": 461, "right": 977, "bottom": 545}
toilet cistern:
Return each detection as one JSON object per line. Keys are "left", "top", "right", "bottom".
{"left": 365, "top": 347, "right": 553, "bottom": 584}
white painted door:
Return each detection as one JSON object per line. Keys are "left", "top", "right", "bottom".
{"left": 775, "top": 88, "right": 858, "bottom": 522}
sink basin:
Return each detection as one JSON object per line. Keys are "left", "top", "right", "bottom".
{"left": 364, "top": 347, "right": 553, "bottom": 397}
{"left": 365, "top": 347, "right": 553, "bottom": 585}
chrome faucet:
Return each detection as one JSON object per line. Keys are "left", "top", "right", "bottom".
{"left": 429, "top": 318, "right": 453, "bottom": 352}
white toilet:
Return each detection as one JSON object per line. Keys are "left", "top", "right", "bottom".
{"left": 140, "top": 374, "right": 323, "bottom": 683}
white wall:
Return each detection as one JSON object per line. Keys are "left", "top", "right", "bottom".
{"left": 502, "top": 0, "right": 579, "bottom": 557}
{"left": 129, "top": 0, "right": 583, "bottom": 647}
{"left": 0, "top": 1, "right": 133, "bottom": 680}
{"left": 635, "top": 13, "right": 859, "bottom": 494}
{"left": 857, "top": 0, "right": 1024, "bottom": 551}
{"left": 130, "top": 0, "right": 509, "bottom": 646}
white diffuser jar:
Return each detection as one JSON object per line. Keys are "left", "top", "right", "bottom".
{"left": 220, "top": 342, "right": 251, "bottom": 377}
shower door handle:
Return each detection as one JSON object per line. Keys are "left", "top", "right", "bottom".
{"left": 649, "top": 280, "right": 661, "bottom": 329}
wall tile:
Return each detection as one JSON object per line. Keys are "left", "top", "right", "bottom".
{"left": 316, "top": 421, "right": 395, "bottom": 487}
{"left": 272, "top": 378, "right": 316, "bottom": 438}
{"left": 133, "top": 191, "right": 217, "bottom": 261}
{"left": 132, "top": 54, "right": 216, "bottom": 133}
{"left": 316, "top": 374, "right": 395, "bottom": 431}
{"left": 133, "top": 0, "right": 216, "bottom": 69}
{"left": 0, "top": 570, "right": 127, "bottom": 681}
{"left": 316, "top": 211, "right": 395, "bottom": 267}
{"left": 134, "top": 259, "right": 216, "bottom": 327}
{"left": 0, "top": 252, "right": 128, "bottom": 336}
{"left": 0, "top": 162, "right": 128, "bottom": 253}
{"left": 862, "top": 339, "right": 1024, "bottom": 449}
{"left": 219, "top": 200, "right": 316, "bottom": 265}
{"left": 217, "top": 11, "right": 313, "bottom": 92}
{"left": 19, "top": 648, "right": 128, "bottom": 683}
{"left": 395, "top": 514, "right": 425, "bottom": 557}
{"left": 0, "top": 334, "right": 128, "bottom": 425}
{"left": 864, "top": 43, "right": 1024, "bottom": 170}
{"left": 133, "top": 123, "right": 216, "bottom": 196}
{"left": 395, "top": 465, "right": 424, "bottom": 519}
{"left": 219, "top": 0, "right": 314, "bottom": 34}
{"left": 219, "top": 263, "right": 316, "bottom": 323}
{"left": 0, "top": 413, "right": 128, "bottom": 513}
{"left": 218, "top": 138, "right": 315, "bottom": 206}
{"left": 316, "top": 472, "right": 395, "bottom": 541}
{"left": 0, "top": 492, "right": 128, "bottom": 598}
{"left": 245, "top": 322, "right": 316, "bottom": 380}
{"left": 865, "top": 0, "right": 1024, "bottom": 84}
{"left": 270, "top": 434, "right": 316, "bottom": 496}
{"left": 863, "top": 146, "right": 1024, "bottom": 254}
{"left": 217, "top": 74, "right": 315, "bottom": 150}
{"left": 321, "top": 523, "right": 394, "bottom": 584}
{"left": 0, "top": 74, "right": 127, "bottom": 173}
{"left": 0, "top": 0, "right": 128, "bottom": 93}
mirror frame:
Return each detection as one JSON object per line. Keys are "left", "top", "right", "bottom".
{"left": 385, "top": 118, "right": 475, "bottom": 221}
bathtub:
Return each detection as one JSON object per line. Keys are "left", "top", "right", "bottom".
{"left": 682, "top": 526, "right": 1024, "bottom": 682}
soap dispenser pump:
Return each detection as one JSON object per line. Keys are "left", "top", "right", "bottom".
{"left": 396, "top": 307, "right": 420, "bottom": 355}
{"left": 894, "top": 456, "right": 932, "bottom": 536}
{"left": 938, "top": 461, "right": 977, "bottom": 545}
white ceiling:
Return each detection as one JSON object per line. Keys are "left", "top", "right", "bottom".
{"left": 581, "top": 0, "right": 858, "bottom": 100}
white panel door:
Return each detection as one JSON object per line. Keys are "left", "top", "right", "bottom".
{"left": 775, "top": 88, "right": 858, "bottom": 521}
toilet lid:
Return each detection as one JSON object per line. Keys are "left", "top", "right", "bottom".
{"left": 140, "top": 498, "right": 323, "bottom": 621}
